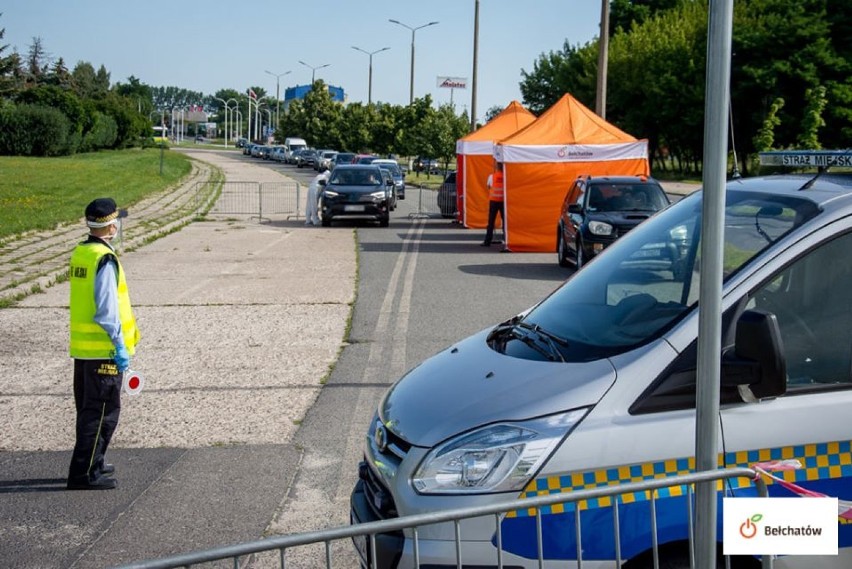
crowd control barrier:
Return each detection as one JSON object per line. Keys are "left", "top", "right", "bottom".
{"left": 195, "top": 181, "right": 302, "bottom": 221}
{"left": 114, "top": 467, "right": 773, "bottom": 569}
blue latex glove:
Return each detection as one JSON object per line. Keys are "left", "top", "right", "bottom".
{"left": 113, "top": 344, "right": 131, "bottom": 372}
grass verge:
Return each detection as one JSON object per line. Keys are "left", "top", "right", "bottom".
{"left": 0, "top": 148, "right": 193, "bottom": 240}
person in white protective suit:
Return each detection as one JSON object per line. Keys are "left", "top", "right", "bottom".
{"left": 305, "top": 170, "right": 329, "bottom": 226}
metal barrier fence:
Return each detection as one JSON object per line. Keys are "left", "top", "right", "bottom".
{"left": 115, "top": 468, "right": 772, "bottom": 569}
{"left": 195, "top": 181, "right": 303, "bottom": 221}
{"left": 406, "top": 185, "right": 456, "bottom": 220}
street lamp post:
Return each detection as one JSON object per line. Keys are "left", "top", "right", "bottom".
{"left": 214, "top": 97, "right": 230, "bottom": 147}
{"left": 351, "top": 46, "right": 390, "bottom": 105}
{"left": 264, "top": 69, "right": 291, "bottom": 130}
{"left": 298, "top": 60, "right": 331, "bottom": 85}
{"left": 388, "top": 19, "right": 439, "bottom": 104}
{"left": 226, "top": 98, "right": 238, "bottom": 144}
{"left": 261, "top": 108, "right": 272, "bottom": 140}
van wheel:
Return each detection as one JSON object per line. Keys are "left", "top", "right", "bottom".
{"left": 379, "top": 215, "right": 390, "bottom": 227}
{"left": 557, "top": 230, "right": 570, "bottom": 268}
{"left": 321, "top": 217, "right": 331, "bottom": 227}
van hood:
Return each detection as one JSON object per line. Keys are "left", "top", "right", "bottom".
{"left": 379, "top": 329, "right": 616, "bottom": 447}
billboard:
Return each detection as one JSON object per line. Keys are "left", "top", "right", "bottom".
{"left": 437, "top": 76, "right": 468, "bottom": 89}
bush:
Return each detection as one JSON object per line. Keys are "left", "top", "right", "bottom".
{"left": 80, "top": 111, "right": 118, "bottom": 151}
{"left": 0, "top": 104, "right": 71, "bottom": 156}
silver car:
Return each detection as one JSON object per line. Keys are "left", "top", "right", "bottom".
{"left": 351, "top": 152, "right": 852, "bottom": 568}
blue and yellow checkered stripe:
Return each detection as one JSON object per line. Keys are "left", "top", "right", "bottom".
{"left": 507, "top": 440, "right": 852, "bottom": 518}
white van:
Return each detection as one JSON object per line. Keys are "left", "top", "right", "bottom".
{"left": 283, "top": 136, "right": 307, "bottom": 163}
{"left": 351, "top": 152, "right": 852, "bottom": 568}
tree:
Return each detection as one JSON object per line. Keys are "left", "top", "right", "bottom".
{"left": 797, "top": 85, "right": 827, "bottom": 149}
{"left": 0, "top": 14, "right": 22, "bottom": 97}
{"left": 752, "top": 97, "right": 784, "bottom": 153}
{"left": 609, "top": 0, "right": 682, "bottom": 34}
{"left": 71, "top": 61, "right": 98, "bottom": 99}
{"left": 25, "top": 36, "right": 49, "bottom": 85}
{"left": 519, "top": 40, "right": 597, "bottom": 115}
{"left": 483, "top": 105, "right": 503, "bottom": 123}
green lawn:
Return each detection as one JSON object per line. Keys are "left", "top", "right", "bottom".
{"left": 0, "top": 149, "right": 193, "bottom": 240}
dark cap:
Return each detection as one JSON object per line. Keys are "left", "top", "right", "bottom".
{"left": 85, "top": 198, "right": 119, "bottom": 228}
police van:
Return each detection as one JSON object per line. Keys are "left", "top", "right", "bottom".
{"left": 351, "top": 151, "right": 852, "bottom": 568}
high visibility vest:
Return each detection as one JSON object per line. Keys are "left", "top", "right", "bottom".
{"left": 69, "top": 241, "right": 139, "bottom": 359}
{"left": 489, "top": 170, "right": 504, "bottom": 202}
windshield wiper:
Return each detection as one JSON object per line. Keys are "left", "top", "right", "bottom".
{"left": 514, "top": 321, "right": 568, "bottom": 362}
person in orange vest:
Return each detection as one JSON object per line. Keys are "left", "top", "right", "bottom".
{"left": 481, "top": 161, "right": 507, "bottom": 250}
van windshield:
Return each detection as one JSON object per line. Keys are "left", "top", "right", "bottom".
{"left": 521, "top": 190, "right": 820, "bottom": 362}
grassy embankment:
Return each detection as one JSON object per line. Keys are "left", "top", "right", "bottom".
{"left": 0, "top": 148, "right": 193, "bottom": 241}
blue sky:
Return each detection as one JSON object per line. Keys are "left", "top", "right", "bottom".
{"left": 2, "top": 0, "right": 602, "bottom": 122}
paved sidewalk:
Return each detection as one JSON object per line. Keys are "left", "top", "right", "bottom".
{"left": 0, "top": 149, "right": 358, "bottom": 568}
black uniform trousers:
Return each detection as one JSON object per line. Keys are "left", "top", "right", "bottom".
{"left": 483, "top": 199, "right": 504, "bottom": 245}
{"left": 68, "top": 359, "right": 121, "bottom": 485}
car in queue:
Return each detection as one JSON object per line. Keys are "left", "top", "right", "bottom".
{"left": 350, "top": 150, "right": 852, "bottom": 569}
{"left": 557, "top": 175, "right": 671, "bottom": 269}
{"left": 320, "top": 164, "right": 394, "bottom": 227}
{"left": 437, "top": 170, "right": 457, "bottom": 218}
{"left": 296, "top": 148, "right": 318, "bottom": 168}
{"left": 330, "top": 152, "right": 356, "bottom": 171}
{"left": 372, "top": 159, "right": 406, "bottom": 200}
{"left": 316, "top": 150, "right": 338, "bottom": 172}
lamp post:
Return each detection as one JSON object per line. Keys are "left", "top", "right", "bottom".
{"left": 388, "top": 19, "right": 439, "bottom": 104}
{"left": 233, "top": 108, "right": 242, "bottom": 143}
{"left": 214, "top": 97, "right": 230, "bottom": 147}
{"left": 264, "top": 69, "right": 291, "bottom": 130}
{"left": 261, "top": 108, "right": 272, "bottom": 141}
{"left": 471, "top": 0, "right": 480, "bottom": 129}
{"left": 298, "top": 60, "right": 330, "bottom": 85}
{"left": 226, "top": 98, "right": 238, "bottom": 144}
{"left": 351, "top": 46, "right": 390, "bottom": 105}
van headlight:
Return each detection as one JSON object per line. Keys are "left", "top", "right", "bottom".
{"left": 412, "top": 408, "right": 588, "bottom": 494}
{"left": 588, "top": 221, "right": 613, "bottom": 236}
{"left": 371, "top": 191, "right": 388, "bottom": 199}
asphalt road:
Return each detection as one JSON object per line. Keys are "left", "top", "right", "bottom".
{"left": 0, "top": 149, "right": 697, "bottom": 568}
{"left": 0, "top": 151, "right": 567, "bottom": 569}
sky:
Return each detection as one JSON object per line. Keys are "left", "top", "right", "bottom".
{"left": 2, "top": 0, "right": 602, "bottom": 122}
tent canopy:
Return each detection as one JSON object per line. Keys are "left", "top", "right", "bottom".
{"left": 495, "top": 93, "right": 649, "bottom": 253}
{"left": 456, "top": 101, "right": 536, "bottom": 228}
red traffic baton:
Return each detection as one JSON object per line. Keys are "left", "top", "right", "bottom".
{"left": 122, "top": 370, "right": 145, "bottom": 396}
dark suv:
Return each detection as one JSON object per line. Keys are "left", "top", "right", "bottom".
{"left": 320, "top": 165, "right": 393, "bottom": 227}
{"left": 557, "top": 175, "right": 670, "bottom": 268}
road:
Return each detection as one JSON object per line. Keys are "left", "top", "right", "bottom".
{"left": 0, "top": 149, "right": 568, "bottom": 569}
{"left": 229, "top": 153, "right": 568, "bottom": 565}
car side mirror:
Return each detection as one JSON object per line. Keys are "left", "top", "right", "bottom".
{"left": 568, "top": 203, "right": 583, "bottom": 214}
{"left": 721, "top": 309, "right": 787, "bottom": 400}
{"left": 319, "top": 179, "right": 327, "bottom": 186}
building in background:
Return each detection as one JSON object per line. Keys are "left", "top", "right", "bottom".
{"left": 284, "top": 84, "right": 346, "bottom": 111}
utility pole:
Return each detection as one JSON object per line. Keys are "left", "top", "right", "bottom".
{"left": 471, "top": 0, "right": 480, "bottom": 130}
{"left": 595, "top": 0, "right": 610, "bottom": 119}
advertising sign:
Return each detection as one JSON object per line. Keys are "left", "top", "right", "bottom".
{"left": 437, "top": 76, "right": 468, "bottom": 89}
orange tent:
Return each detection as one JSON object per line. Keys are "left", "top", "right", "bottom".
{"left": 455, "top": 101, "right": 536, "bottom": 228}
{"left": 495, "top": 93, "right": 649, "bottom": 252}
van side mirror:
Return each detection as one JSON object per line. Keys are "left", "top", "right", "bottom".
{"left": 568, "top": 203, "right": 583, "bottom": 214}
{"left": 721, "top": 309, "right": 786, "bottom": 400}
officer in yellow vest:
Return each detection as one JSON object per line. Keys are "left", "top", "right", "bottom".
{"left": 67, "top": 198, "right": 140, "bottom": 490}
